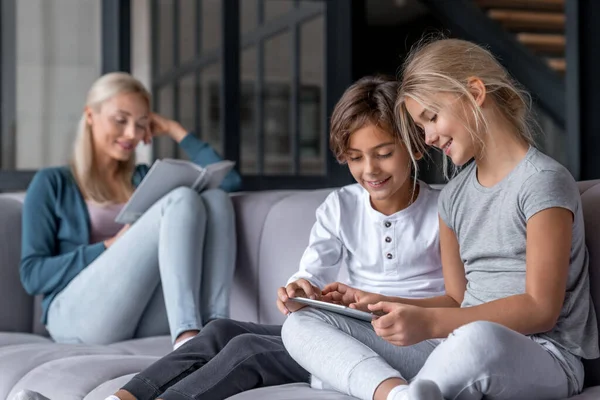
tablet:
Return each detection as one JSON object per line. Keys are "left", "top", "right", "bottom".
{"left": 289, "top": 296, "right": 379, "bottom": 322}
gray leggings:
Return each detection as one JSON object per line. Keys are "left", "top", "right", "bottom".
{"left": 282, "top": 308, "right": 583, "bottom": 400}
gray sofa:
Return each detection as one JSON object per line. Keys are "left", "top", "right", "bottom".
{"left": 1, "top": 183, "right": 600, "bottom": 400}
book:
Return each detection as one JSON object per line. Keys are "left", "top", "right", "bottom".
{"left": 114, "top": 159, "right": 236, "bottom": 224}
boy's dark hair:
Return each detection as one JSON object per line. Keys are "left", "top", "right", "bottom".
{"left": 329, "top": 75, "right": 400, "bottom": 163}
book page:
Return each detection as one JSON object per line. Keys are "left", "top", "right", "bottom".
{"left": 114, "top": 160, "right": 202, "bottom": 224}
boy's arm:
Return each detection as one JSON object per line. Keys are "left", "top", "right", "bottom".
{"left": 286, "top": 193, "right": 344, "bottom": 290}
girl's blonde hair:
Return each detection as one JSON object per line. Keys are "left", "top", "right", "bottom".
{"left": 396, "top": 38, "right": 537, "bottom": 178}
{"left": 70, "top": 72, "right": 151, "bottom": 203}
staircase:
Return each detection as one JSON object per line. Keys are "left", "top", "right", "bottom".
{"left": 475, "top": 0, "right": 565, "bottom": 75}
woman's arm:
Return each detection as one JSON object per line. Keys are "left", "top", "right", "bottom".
{"left": 428, "top": 207, "right": 572, "bottom": 337}
{"left": 150, "top": 114, "right": 242, "bottom": 192}
{"left": 20, "top": 170, "right": 105, "bottom": 295}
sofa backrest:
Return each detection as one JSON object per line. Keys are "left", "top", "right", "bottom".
{"left": 579, "top": 182, "right": 600, "bottom": 386}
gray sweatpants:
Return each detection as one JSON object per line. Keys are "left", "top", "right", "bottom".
{"left": 281, "top": 308, "right": 584, "bottom": 400}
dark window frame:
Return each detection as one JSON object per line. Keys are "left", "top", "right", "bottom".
{"left": 150, "top": 0, "right": 354, "bottom": 191}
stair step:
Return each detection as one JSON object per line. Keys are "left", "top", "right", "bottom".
{"left": 488, "top": 10, "right": 565, "bottom": 31}
{"left": 517, "top": 33, "right": 565, "bottom": 53}
{"left": 546, "top": 58, "right": 565, "bottom": 73}
{"left": 476, "top": 0, "right": 564, "bottom": 12}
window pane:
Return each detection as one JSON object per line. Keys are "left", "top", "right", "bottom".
{"left": 300, "top": 15, "right": 325, "bottom": 175}
{"left": 202, "top": 0, "right": 222, "bottom": 53}
{"left": 264, "top": 31, "right": 292, "bottom": 175}
{"left": 15, "top": 0, "right": 101, "bottom": 170}
{"left": 241, "top": 0, "right": 258, "bottom": 35}
{"left": 265, "top": 0, "right": 294, "bottom": 22}
{"left": 158, "top": 0, "right": 174, "bottom": 76}
{"left": 177, "top": 74, "right": 197, "bottom": 160}
{"left": 201, "top": 62, "right": 223, "bottom": 155}
{"left": 240, "top": 47, "right": 258, "bottom": 174}
{"left": 179, "top": 0, "right": 198, "bottom": 64}
{"left": 154, "top": 84, "right": 176, "bottom": 159}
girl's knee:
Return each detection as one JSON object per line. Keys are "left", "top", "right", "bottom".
{"left": 451, "top": 321, "right": 511, "bottom": 346}
{"left": 435, "top": 321, "right": 512, "bottom": 371}
{"left": 281, "top": 309, "right": 315, "bottom": 347}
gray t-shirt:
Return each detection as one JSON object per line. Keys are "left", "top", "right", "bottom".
{"left": 439, "top": 147, "right": 599, "bottom": 365}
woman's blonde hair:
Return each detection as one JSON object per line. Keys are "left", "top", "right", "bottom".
{"left": 396, "top": 37, "right": 537, "bottom": 178}
{"left": 70, "top": 72, "right": 151, "bottom": 203}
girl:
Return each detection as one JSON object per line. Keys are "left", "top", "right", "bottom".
{"left": 282, "top": 38, "right": 598, "bottom": 400}
{"left": 20, "top": 72, "right": 241, "bottom": 349}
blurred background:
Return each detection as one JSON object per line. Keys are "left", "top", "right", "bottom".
{"left": 0, "top": 0, "right": 595, "bottom": 191}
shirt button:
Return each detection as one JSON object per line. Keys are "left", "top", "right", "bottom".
{"left": 384, "top": 221, "right": 391, "bottom": 228}
{"left": 385, "top": 237, "right": 392, "bottom": 243}
{"left": 386, "top": 253, "right": 393, "bottom": 259}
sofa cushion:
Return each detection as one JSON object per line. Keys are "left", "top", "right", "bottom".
{"left": 0, "top": 343, "right": 123, "bottom": 400}
{"left": 0, "top": 333, "right": 51, "bottom": 347}
{"left": 228, "top": 383, "right": 354, "bottom": 400}
{"left": 8, "top": 355, "right": 159, "bottom": 400}
{"left": 107, "top": 336, "right": 171, "bottom": 357}
{"left": 84, "top": 374, "right": 137, "bottom": 400}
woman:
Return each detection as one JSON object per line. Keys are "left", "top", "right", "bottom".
{"left": 20, "top": 72, "right": 241, "bottom": 349}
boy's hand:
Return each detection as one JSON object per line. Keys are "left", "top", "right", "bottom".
{"left": 322, "top": 282, "right": 385, "bottom": 311}
{"left": 276, "top": 279, "right": 321, "bottom": 316}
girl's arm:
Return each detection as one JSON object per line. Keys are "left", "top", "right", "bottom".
{"left": 363, "top": 215, "right": 466, "bottom": 309}
{"left": 428, "top": 207, "right": 572, "bottom": 337}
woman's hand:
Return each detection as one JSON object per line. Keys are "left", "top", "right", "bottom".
{"left": 369, "top": 302, "right": 435, "bottom": 346}
{"left": 103, "top": 224, "right": 131, "bottom": 249}
{"left": 321, "top": 282, "right": 384, "bottom": 311}
{"left": 276, "top": 279, "right": 322, "bottom": 316}
{"left": 144, "top": 113, "right": 188, "bottom": 144}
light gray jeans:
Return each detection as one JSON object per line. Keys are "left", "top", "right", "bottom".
{"left": 282, "top": 308, "right": 583, "bottom": 400}
{"left": 46, "top": 187, "right": 236, "bottom": 345}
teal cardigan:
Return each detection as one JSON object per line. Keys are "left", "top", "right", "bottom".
{"left": 20, "top": 134, "right": 241, "bottom": 324}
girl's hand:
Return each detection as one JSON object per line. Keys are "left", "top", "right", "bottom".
{"left": 369, "top": 302, "right": 435, "bottom": 346}
{"left": 321, "top": 282, "right": 384, "bottom": 311}
{"left": 144, "top": 113, "right": 187, "bottom": 144}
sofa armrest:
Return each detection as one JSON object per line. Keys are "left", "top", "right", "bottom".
{"left": 0, "top": 196, "right": 33, "bottom": 332}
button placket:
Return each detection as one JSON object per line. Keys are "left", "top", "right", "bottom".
{"left": 383, "top": 220, "right": 394, "bottom": 266}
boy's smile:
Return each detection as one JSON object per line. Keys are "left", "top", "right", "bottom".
{"left": 345, "top": 124, "right": 419, "bottom": 215}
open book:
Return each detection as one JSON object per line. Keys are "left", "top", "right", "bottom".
{"left": 115, "top": 159, "right": 236, "bottom": 224}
